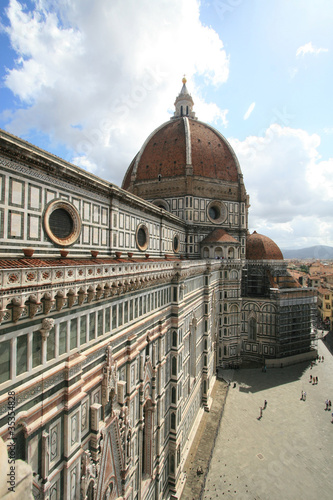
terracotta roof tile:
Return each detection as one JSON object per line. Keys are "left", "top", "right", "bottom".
{"left": 123, "top": 117, "right": 240, "bottom": 192}
{"left": 246, "top": 231, "right": 283, "bottom": 260}
{"left": 201, "top": 228, "right": 239, "bottom": 244}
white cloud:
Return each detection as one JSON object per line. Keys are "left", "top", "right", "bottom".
{"left": 243, "top": 102, "right": 255, "bottom": 120}
{"left": 229, "top": 124, "right": 333, "bottom": 249}
{"left": 296, "top": 42, "right": 328, "bottom": 57}
{"left": 2, "top": 0, "right": 230, "bottom": 186}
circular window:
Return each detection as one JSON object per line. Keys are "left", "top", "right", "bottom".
{"left": 209, "top": 206, "right": 220, "bottom": 220}
{"left": 173, "top": 234, "right": 180, "bottom": 253}
{"left": 49, "top": 209, "right": 73, "bottom": 238}
{"left": 44, "top": 200, "right": 81, "bottom": 247}
{"left": 136, "top": 224, "right": 149, "bottom": 251}
{"left": 207, "top": 200, "right": 227, "bottom": 224}
{"left": 153, "top": 199, "right": 169, "bottom": 211}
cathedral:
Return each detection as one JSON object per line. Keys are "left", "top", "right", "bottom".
{"left": 0, "top": 80, "right": 316, "bottom": 499}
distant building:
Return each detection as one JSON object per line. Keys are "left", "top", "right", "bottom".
{"left": 0, "top": 80, "right": 316, "bottom": 499}
{"left": 317, "top": 287, "right": 333, "bottom": 329}
{"left": 287, "top": 269, "right": 308, "bottom": 287}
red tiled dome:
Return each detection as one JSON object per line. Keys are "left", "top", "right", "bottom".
{"left": 201, "top": 228, "right": 239, "bottom": 244}
{"left": 246, "top": 231, "right": 283, "bottom": 260}
{"left": 122, "top": 117, "right": 242, "bottom": 194}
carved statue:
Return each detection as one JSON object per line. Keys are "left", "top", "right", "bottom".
{"left": 41, "top": 431, "right": 49, "bottom": 479}
{"left": 40, "top": 318, "right": 55, "bottom": 341}
{"left": 81, "top": 450, "right": 97, "bottom": 500}
{"left": 102, "top": 345, "right": 118, "bottom": 412}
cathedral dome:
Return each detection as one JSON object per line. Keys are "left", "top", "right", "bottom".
{"left": 246, "top": 231, "right": 284, "bottom": 260}
{"left": 122, "top": 80, "right": 246, "bottom": 203}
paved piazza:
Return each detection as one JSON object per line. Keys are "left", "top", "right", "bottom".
{"left": 203, "top": 340, "right": 333, "bottom": 500}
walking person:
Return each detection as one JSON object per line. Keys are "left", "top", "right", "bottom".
{"left": 303, "top": 391, "right": 307, "bottom": 401}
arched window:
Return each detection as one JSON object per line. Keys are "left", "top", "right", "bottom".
{"left": 249, "top": 317, "right": 257, "bottom": 341}
{"left": 172, "top": 331, "right": 177, "bottom": 347}
{"left": 203, "top": 247, "right": 209, "bottom": 258}
{"left": 171, "top": 386, "right": 176, "bottom": 404}
{"left": 170, "top": 453, "right": 175, "bottom": 474}
{"left": 228, "top": 248, "right": 235, "bottom": 259}
{"left": 180, "top": 105, "right": 183, "bottom": 116}
{"left": 142, "top": 400, "right": 153, "bottom": 476}
{"left": 172, "top": 357, "right": 177, "bottom": 376}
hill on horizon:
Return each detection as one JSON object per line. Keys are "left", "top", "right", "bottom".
{"left": 281, "top": 245, "right": 333, "bottom": 260}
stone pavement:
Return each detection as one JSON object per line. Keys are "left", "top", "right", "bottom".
{"left": 181, "top": 380, "right": 229, "bottom": 500}
{"left": 202, "top": 339, "right": 333, "bottom": 500}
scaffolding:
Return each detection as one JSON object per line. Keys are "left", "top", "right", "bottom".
{"left": 275, "top": 289, "right": 317, "bottom": 358}
{"left": 241, "top": 264, "right": 271, "bottom": 298}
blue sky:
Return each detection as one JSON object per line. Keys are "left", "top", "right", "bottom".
{"left": 0, "top": 0, "right": 332, "bottom": 250}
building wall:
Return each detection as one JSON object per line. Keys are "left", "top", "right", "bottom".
{"left": 317, "top": 287, "right": 333, "bottom": 328}
{"left": 149, "top": 195, "right": 247, "bottom": 258}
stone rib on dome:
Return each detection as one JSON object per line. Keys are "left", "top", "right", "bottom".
{"left": 246, "top": 231, "right": 283, "bottom": 260}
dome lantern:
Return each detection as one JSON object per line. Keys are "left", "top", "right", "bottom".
{"left": 172, "top": 77, "right": 197, "bottom": 120}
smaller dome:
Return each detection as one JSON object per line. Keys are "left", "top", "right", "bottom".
{"left": 246, "top": 231, "right": 283, "bottom": 260}
{"left": 201, "top": 228, "right": 239, "bottom": 244}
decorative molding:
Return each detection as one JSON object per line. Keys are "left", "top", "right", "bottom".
{"left": 0, "top": 156, "right": 109, "bottom": 203}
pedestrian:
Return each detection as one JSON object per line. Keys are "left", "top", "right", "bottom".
{"left": 300, "top": 390, "right": 304, "bottom": 400}
{"left": 303, "top": 391, "right": 307, "bottom": 401}
{"left": 325, "top": 400, "right": 329, "bottom": 410}
{"left": 316, "top": 376, "right": 318, "bottom": 384}
{"left": 322, "top": 356, "right": 324, "bottom": 362}
{"left": 329, "top": 400, "right": 332, "bottom": 410}
{"left": 331, "top": 412, "right": 333, "bottom": 424}
{"left": 264, "top": 400, "right": 267, "bottom": 409}
{"left": 309, "top": 375, "right": 312, "bottom": 383}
